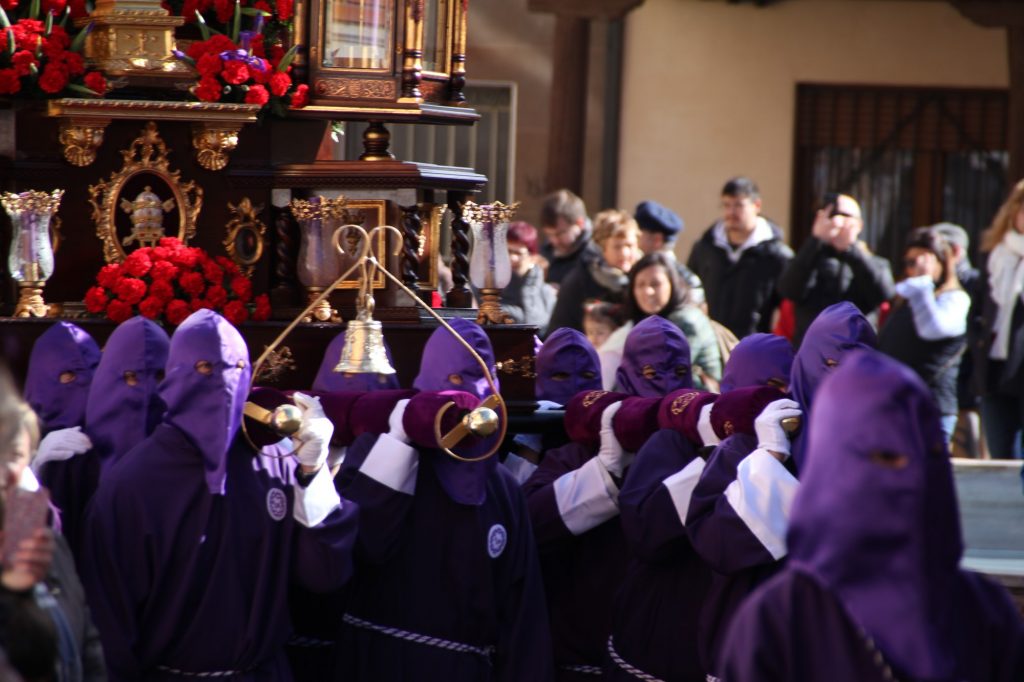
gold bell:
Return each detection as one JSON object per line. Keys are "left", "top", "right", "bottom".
{"left": 334, "top": 318, "right": 396, "bottom": 375}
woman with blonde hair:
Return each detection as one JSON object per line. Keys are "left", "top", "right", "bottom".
{"left": 973, "top": 178, "right": 1024, "bottom": 458}
{"left": 547, "top": 209, "right": 641, "bottom": 333}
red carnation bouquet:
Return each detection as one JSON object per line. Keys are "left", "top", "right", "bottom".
{"left": 85, "top": 237, "right": 272, "bottom": 326}
{"left": 0, "top": 0, "right": 106, "bottom": 98}
{"left": 171, "top": 2, "right": 306, "bottom": 115}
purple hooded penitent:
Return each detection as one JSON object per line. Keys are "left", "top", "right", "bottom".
{"left": 413, "top": 318, "right": 497, "bottom": 400}
{"left": 719, "top": 333, "right": 794, "bottom": 393}
{"left": 312, "top": 330, "right": 400, "bottom": 393}
{"left": 615, "top": 316, "right": 691, "bottom": 397}
{"left": 23, "top": 322, "right": 101, "bottom": 431}
{"left": 789, "top": 302, "right": 876, "bottom": 468}
{"left": 87, "top": 316, "right": 170, "bottom": 466}
{"left": 159, "top": 309, "right": 251, "bottom": 495}
{"left": 786, "top": 350, "right": 968, "bottom": 680}
{"left": 535, "top": 327, "right": 601, "bottom": 406}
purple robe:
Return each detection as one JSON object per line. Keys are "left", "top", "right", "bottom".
{"left": 535, "top": 328, "right": 602, "bottom": 406}
{"left": 312, "top": 330, "right": 400, "bottom": 392}
{"left": 23, "top": 321, "right": 100, "bottom": 432}
{"left": 685, "top": 302, "right": 876, "bottom": 677}
{"left": 720, "top": 350, "right": 1024, "bottom": 681}
{"left": 38, "top": 316, "right": 168, "bottom": 562}
{"left": 81, "top": 310, "right": 358, "bottom": 681}
{"left": 718, "top": 333, "right": 793, "bottom": 393}
{"left": 614, "top": 316, "right": 692, "bottom": 397}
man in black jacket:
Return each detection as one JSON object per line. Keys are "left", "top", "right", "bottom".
{"left": 538, "top": 189, "right": 601, "bottom": 287}
{"left": 687, "top": 177, "right": 793, "bottom": 339}
{"left": 778, "top": 193, "right": 895, "bottom": 347}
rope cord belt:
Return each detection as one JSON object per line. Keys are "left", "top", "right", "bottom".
{"left": 285, "top": 634, "right": 335, "bottom": 649}
{"left": 155, "top": 664, "right": 255, "bottom": 678}
{"left": 559, "top": 662, "right": 604, "bottom": 675}
{"left": 342, "top": 613, "right": 496, "bottom": 661}
{"left": 606, "top": 636, "right": 666, "bottom": 682}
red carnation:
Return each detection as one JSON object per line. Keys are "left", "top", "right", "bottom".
{"left": 139, "top": 296, "right": 165, "bottom": 320}
{"left": 96, "top": 263, "right": 123, "bottom": 289}
{"left": 250, "top": 33, "right": 265, "bottom": 58}
{"left": 230, "top": 275, "right": 252, "bottom": 301}
{"left": 275, "top": 0, "right": 293, "bottom": 21}
{"left": 289, "top": 83, "right": 309, "bottom": 109}
{"left": 213, "top": 0, "right": 232, "bottom": 22}
{"left": 250, "top": 60, "right": 270, "bottom": 84}
{"left": 202, "top": 259, "right": 223, "bottom": 283}
{"left": 190, "top": 298, "right": 210, "bottom": 312}
{"left": 216, "top": 256, "right": 240, "bottom": 275}
{"left": 149, "top": 279, "right": 175, "bottom": 302}
{"left": 123, "top": 250, "right": 152, "bottom": 277}
{"left": 106, "top": 299, "right": 133, "bottom": 323}
{"left": 11, "top": 51, "right": 35, "bottom": 77}
{"left": 60, "top": 52, "right": 85, "bottom": 77}
{"left": 195, "top": 76, "right": 223, "bottom": 103}
{"left": 166, "top": 299, "right": 191, "bottom": 326}
{"left": 222, "top": 60, "right": 250, "bottom": 85}
{"left": 150, "top": 260, "right": 178, "bottom": 281}
{"left": 0, "top": 69, "right": 21, "bottom": 96}
{"left": 115, "top": 277, "right": 147, "bottom": 305}
{"left": 46, "top": 24, "right": 69, "bottom": 49}
{"left": 68, "top": 0, "right": 87, "bottom": 18}
{"left": 170, "top": 244, "right": 199, "bottom": 268}
{"left": 268, "top": 71, "right": 290, "bottom": 97}
{"left": 244, "top": 84, "right": 269, "bottom": 106}
{"left": 179, "top": 271, "right": 206, "bottom": 296}
{"left": 84, "top": 286, "right": 108, "bottom": 313}
{"left": 38, "top": 64, "right": 69, "bottom": 94}
{"left": 41, "top": 0, "right": 67, "bottom": 14}
{"left": 206, "top": 284, "right": 228, "bottom": 308}
{"left": 252, "top": 293, "right": 271, "bottom": 321}
{"left": 0, "top": 0, "right": 19, "bottom": 12}
{"left": 84, "top": 71, "right": 107, "bottom": 95}
{"left": 196, "top": 52, "right": 222, "bottom": 78}
{"left": 159, "top": 237, "right": 183, "bottom": 249}
{"left": 223, "top": 299, "right": 248, "bottom": 325}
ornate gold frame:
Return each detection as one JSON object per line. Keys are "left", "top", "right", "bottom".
{"left": 224, "top": 198, "right": 267, "bottom": 277}
{"left": 417, "top": 202, "right": 443, "bottom": 289}
{"left": 88, "top": 121, "right": 203, "bottom": 263}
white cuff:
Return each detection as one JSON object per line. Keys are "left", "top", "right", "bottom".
{"left": 502, "top": 452, "right": 538, "bottom": 486}
{"left": 293, "top": 464, "right": 343, "bottom": 528}
{"left": 359, "top": 432, "right": 419, "bottom": 495}
{"left": 18, "top": 467, "right": 41, "bottom": 492}
{"left": 662, "top": 457, "right": 706, "bottom": 527}
{"left": 723, "top": 448, "right": 799, "bottom": 560}
{"left": 553, "top": 456, "right": 620, "bottom": 535}
{"left": 697, "top": 403, "right": 719, "bottom": 447}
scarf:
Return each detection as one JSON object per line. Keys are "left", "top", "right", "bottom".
{"left": 712, "top": 216, "right": 775, "bottom": 264}
{"left": 987, "top": 230, "right": 1024, "bottom": 360}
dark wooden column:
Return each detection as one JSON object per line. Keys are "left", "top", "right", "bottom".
{"left": 953, "top": 1, "right": 1024, "bottom": 181}
{"left": 529, "top": 0, "right": 645, "bottom": 195}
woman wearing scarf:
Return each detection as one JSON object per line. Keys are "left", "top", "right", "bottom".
{"left": 35, "top": 316, "right": 169, "bottom": 562}
{"left": 334, "top": 318, "right": 553, "bottom": 682}
{"left": 81, "top": 310, "right": 358, "bottom": 680}
{"left": 973, "top": 179, "right": 1024, "bottom": 458}
{"left": 720, "top": 350, "right": 1024, "bottom": 681}
{"left": 522, "top": 316, "right": 691, "bottom": 680}
{"left": 548, "top": 210, "right": 641, "bottom": 334}
{"left": 685, "top": 302, "right": 876, "bottom": 681}
{"left": 605, "top": 333, "right": 793, "bottom": 681}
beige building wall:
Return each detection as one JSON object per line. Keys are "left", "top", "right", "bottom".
{"left": 619, "top": 0, "right": 1009, "bottom": 260}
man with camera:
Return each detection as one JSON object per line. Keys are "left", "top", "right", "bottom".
{"left": 778, "top": 193, "right": 895, "bottom": 346}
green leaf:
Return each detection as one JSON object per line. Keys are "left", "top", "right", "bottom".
{"left": 44, "top": 10, "right": 53, "bottom": 37}
{"left": 5, "top": 29, "right": 13, "bottom": 57}
{"left": 34, "top": 35, "right": 42, "bottom": 59}
{"left": 67, "top": 83, "right": 101, "bottom": 96}
{"left": 70, "top": 22, "right": 92, "bottom": 53}
{"left": 0, "top": 6, "right": 10, "bottom": 29}
{"left": 276, "top": 44, "right": 299, "bottom": 73}
{"left": 28, "top": 63, "right": 38, "bottom": 76}
{"left": 59, "top": 6, "right": 70, "bottom": 28}
{"left": 240, "top": 8, "right": 271, "bottom": 16}
{"left": 195, "top": 10, "right": 211, "bottom": 41}
{"left": 29, "top": 0, "right": 40, "bottom": 20}
{"left": 231, "top": 0, "right": 240, "bottom": 44}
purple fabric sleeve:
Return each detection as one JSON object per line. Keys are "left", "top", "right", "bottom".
{"left": 290, "top": 495, "right": 359, "bottom": 594}
{"left": 685, "top": 433, "right": 779, "bottom": 573}
{"left": 618, "top": 429, "right": 701, "bottom": 562}
{"left": 521, "top": 442, "right": 594, "bottom": 546}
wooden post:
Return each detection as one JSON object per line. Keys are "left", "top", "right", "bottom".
{"left": 546, "top": 16, "right": 590, "bottom": 194}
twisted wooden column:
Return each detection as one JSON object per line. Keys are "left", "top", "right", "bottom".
{"left": 399, "top": 203, "right": 423, "bottom": 298}
{"left": 446, "top": 191, "right": 472, "bottom": 308}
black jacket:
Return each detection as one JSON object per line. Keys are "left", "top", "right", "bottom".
{"left": 547, "top": 257, "right": 628, "bottom": 333}
{"left": 777, "top": 237, "right": 895, "bottom": 347}
{"left": 541, "top": 233, "right": 601, "bottom": 286}
{"left": 687, "top": 224, "right": 793, "bottom": 339}
{"left": 970, "top": 253, "right": 1024, "bottom": 398}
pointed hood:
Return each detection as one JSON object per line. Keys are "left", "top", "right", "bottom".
{"left": 535, "top": 327, "right": 601, "bottom": 406}
{"left": 614, "top": 316, "right": 691, "bottom": 397}
{"left": 24, "top": 322, "right": 101, "bottom": 431}
{"left": 719, "top": 333, "right": 794, "bottom": 393}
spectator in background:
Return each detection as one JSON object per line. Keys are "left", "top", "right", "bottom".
{"left": 878, "top": 227, "right": 969, "bottom": 444}
{"left": 634, "top": 200, "right": 706, "bottom": 309}
{"left": 499, "top": 222, "right": 557, "bottom": 336}
{"left": 972, "top": 179, "right": 1024, "bottom": 459}
{"left": 539, "top": 189, "right": 600, "bottom": 287}
{"left": 548, "top": 210, "right": 640, "bottom": 334}
{"left": 934, "top": 222, "right": 986, "bottom": 457}
{"left": 778, "top": 192, "right": 895, "bottom": 346}
{"left": 687, "top": 177, "right": 792, "bottom": 339}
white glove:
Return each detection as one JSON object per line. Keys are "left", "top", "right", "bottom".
{"left": 754, "top": 399, "right": 802, "bottom": 460}
{"left": 697, "top": 402, "right": 720, "bottom": 447}
{"left": 31, "top": 427, "right": 92, "bottom": 472}
{"left": 387, "top": 399, "right": 410, "bottom": 444}
{"left": 596, "top": 401, "right": 631, "bottom": 478}
{"left": 291, "top": 392, "right": 334, "bottom": 471}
